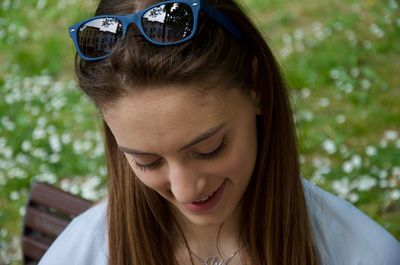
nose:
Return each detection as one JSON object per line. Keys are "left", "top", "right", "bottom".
{"left": 167, "top": 161, "right": 205, "bottom": 204}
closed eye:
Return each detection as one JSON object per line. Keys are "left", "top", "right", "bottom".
{"left": 130, "top": 136, "right": 228, "bottom": 172}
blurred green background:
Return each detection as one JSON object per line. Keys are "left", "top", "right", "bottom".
{"left": 0, "top": 0, "right": 399, "bottom": 264}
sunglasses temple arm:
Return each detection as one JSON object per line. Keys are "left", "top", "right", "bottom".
{"left": 201, "top": 2, "right": 242, "bottom": 39}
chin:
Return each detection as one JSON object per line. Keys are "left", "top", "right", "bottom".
{"left": 185, "top": 213, "right": 226, "bottom": 227}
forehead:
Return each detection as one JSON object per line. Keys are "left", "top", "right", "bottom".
{"left": 102, "top": 85, "right": 249, "bottom": 153}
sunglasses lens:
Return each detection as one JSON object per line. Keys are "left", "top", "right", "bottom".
{"left": 77, "top": 18, "right": 123, "bottom": 58}
{"left": 141, "top": 3, "right": 194, "bottom": 43}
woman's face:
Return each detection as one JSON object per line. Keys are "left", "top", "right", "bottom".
{"left": 103, "top": 84, "right": 259, "bottom": 227}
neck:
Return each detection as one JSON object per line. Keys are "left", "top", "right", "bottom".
{"left": 171, "top": 201, "right": 244, "bottom": 260}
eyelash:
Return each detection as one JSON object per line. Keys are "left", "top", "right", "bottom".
{"left": 131, "top": 136, "right": 228, "bottom": 172}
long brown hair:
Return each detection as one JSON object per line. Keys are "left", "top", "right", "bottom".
{"left": 75, "top": 0, "right": 318, "bottom": 264}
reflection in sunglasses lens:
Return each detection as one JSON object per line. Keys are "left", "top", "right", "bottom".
{"left": 142, "top": 3, "right": 193, "bottom": 43}
{"left": 78, "top": 18, "right": 123, "bottom": 58}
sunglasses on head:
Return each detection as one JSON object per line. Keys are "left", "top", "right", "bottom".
{"left": 68, "top": 0, "right": 241, "bottom": 61}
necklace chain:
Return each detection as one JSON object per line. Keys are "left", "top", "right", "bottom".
{"left": 188, "top": 245, "right": 243, "bottom": 265}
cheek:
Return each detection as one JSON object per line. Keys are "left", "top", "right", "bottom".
{"left": 214, "top": 136, "right": 257, "bottom": 183}
{"left": 125, "top": 155, "right": 171, "bottom": 198}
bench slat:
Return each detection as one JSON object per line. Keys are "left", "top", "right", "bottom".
{"left": 25, "top": 207, "right": 69, "bottom": 237}
{"left": 23, "top": 182, "right": 94, "bottom": 263}
{"left": 23, "top": 235, "right": 49, "bottom": 260}
{"left": 29, "top": 182, "right": 93, "bottom": 217}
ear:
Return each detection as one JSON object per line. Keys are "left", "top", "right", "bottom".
{"left": 250, "top": 90, "right": 262, "bottom": 115}
{"left": 250, "top": 56, "right": 262, "bottom": 115}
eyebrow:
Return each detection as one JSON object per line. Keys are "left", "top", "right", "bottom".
{"left": 118, "top": 121, "right": 228, "bottom": 156}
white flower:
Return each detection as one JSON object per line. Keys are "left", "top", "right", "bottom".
{"left": 8, "top": 167, "right": 27, "bottom": 179}
{"left": 350, "top": 68, "right": 360, "bottom": 78}
{"left": 32, "top": 148, "right": 48, "bottom": 160}
{"left": 348, "top": 192, "right": 359, "bottom": 203}
{"left": 81, "top": 176, "right": 102, "bottom": 200}
{"left": 363, "top": 41, "right": 373, "bottom": 49}
{"left": 37, "top": 0, "right": 47, "bottom": 10}
{"left": 94, "top": 143, "right": 104, "bottom": 157}
{"left": 0, "top": 138, "right": 7, "bottom": 149}
{"left": 365, "top": 145, "right": 377, "bottom": 157}
{"left": 294, "top": 29, "right": 304, "bottom": 40}
{"left": 369, "top": 23, "right": 385, "bottom": 38}
{"left": 389, "top": 190, "right": 400, "bottom": 201}
{"left": 319, "top": 98, "right": 330, "bottom": 107}
{"left": 33, "top": 172, "right": 57, "bottom": 184}
{"left": 282, "top": 33, "right": 292, "bottom": 45}
{"left": 384, "top": 130, "right": 398, "bottom": 140}
{"left": 380, "top": 179, "right": 388, "bottom": 188}
{"left": 98, "top": 166, "right": 107, "bottom": 177}
{"left": 344, "top": 83, "right": 354, "bottom": 93}
{"left": 33, "top": 127, "right": 46, "bottom": 140}
{"left": 46, "top": 125, "right": 56, "bottom": 135}
{"left": 0, "top": 228, "right": 7, "bottom": 237}
{"left": 345, "top": 30, "right": 356, "bottom": 42}
{"left": 332, "top": 178, "right": 351, "bottom": 197}
{"left": 37, "top": 116, "right": 47, "bottom": 127}
{"left": 0, "top": 172, "right": 5, "bottom": 186}
{"left": 353, "top": 175, "right": 377, "bottom": 191}
{"left": 50, "top": 97, "right": 66, "bottom": 110}
{"left": 330, "top": 69, "right": 341, "bottom": 80}
{"left": 351, "top": 155, "right": 362, "bottom": 169}
{"left": 49, "top": 153, "right": 60, "bottom": 164}
{"left": 301, "top": 88, "right": 310, "bottom": 98}
{"left": 392, "top": 167, "right": 400, "bottom": 178}
{"left": 1, "top": 116, "right": 15, "bottom": 131}
{"left": 379, "top": 170, "right": 388, "bottom": 179}
{"left": 16, "top": 153, "right": 30, "bottom": 165}
{"left": 322, "top": 139, "right": 336, "bottom": 154}
{"left": 389, "top": 178, "right": 397, "bottom": 188}
{"left": 31, "top": 106, "right": 40, "bottom": 116}
{"left": 383, "top": 15, "right": 392, "bottom": 25}
{"left": 312, "top": 173, "right": 325, "bottom": 183}
{"left": 49, "top": 134, "right": 62, "bottom": 153}
{"left": 343, "top": 161, "right": 353, "bottom": 173}
{"left": 61, "top": 133, "right": 71, "bottom": 144}
{"left": 361, "top": 79, "right": 371, "bottom": 90}
{"left": 19, "top": 207, "right": 26, "bottom": 216}
{"left": 336, "top": 114, "right": 346, "bottom": 124}
{"left": 10, "top": 191, "right": 20, "bottom": 201}
{"left": 18, "top": 27, "right": 28, "bottom": 39}
{"left": 389, "top": 0, "right": 398, "bottom": 9}
{"left": 303, "top": 111, "right": 314, "bottom": 121}
{"left": 21, "top": 140, "right": 32, "bottom": 152}
{"left": 1, "top": 147, "right": 13, "bottom": 159}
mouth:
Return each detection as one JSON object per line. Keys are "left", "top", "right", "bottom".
{"left": 193, "top": 186, "right": 221, "bottom": 203}
{"left": 184, "top": 179, "right": 227, "bottom": 213}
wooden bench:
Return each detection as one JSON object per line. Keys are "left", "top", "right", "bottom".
{"left": 22, "top": 182, "right": 93, "bottom": 265}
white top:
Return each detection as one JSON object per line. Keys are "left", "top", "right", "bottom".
{"left": 39, "top": 179, "right": 400, "bottom": 265}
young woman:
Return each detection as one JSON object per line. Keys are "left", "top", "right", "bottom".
{"left": 39, "top": 0, "right": 400, "bottom": 264}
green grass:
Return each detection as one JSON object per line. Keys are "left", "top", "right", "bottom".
{"left": 1, "top": 0, "right": 400, "bottom": 263}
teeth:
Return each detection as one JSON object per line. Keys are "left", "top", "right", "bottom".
{"left": 195, "top": 192, "right": 214, "bottom": 203}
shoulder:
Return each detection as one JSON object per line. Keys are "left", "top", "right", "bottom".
{"left": 38, "top": 200, "right": 108, "bottom": 265}
{"left": 301, "top": 178, "right": 400, "bottom": 265}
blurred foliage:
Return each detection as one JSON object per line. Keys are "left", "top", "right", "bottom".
{"left": 1, "top": 0, "right": 399, "bottom": 263}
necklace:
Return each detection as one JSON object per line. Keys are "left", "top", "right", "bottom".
{"left": 187, "top": 244, "right": 244, "bottom": 265}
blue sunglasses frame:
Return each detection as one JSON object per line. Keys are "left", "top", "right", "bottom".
{"left": 68, "top": 0, "right": 242, "bottom": 61}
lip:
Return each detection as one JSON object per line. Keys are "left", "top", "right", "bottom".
{"left": 184, "top": 180, "right": 227, "bottom": 213}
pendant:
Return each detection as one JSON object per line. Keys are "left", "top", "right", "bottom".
{"left": 203, "top": 256, "right": 227, "bottom": 265}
